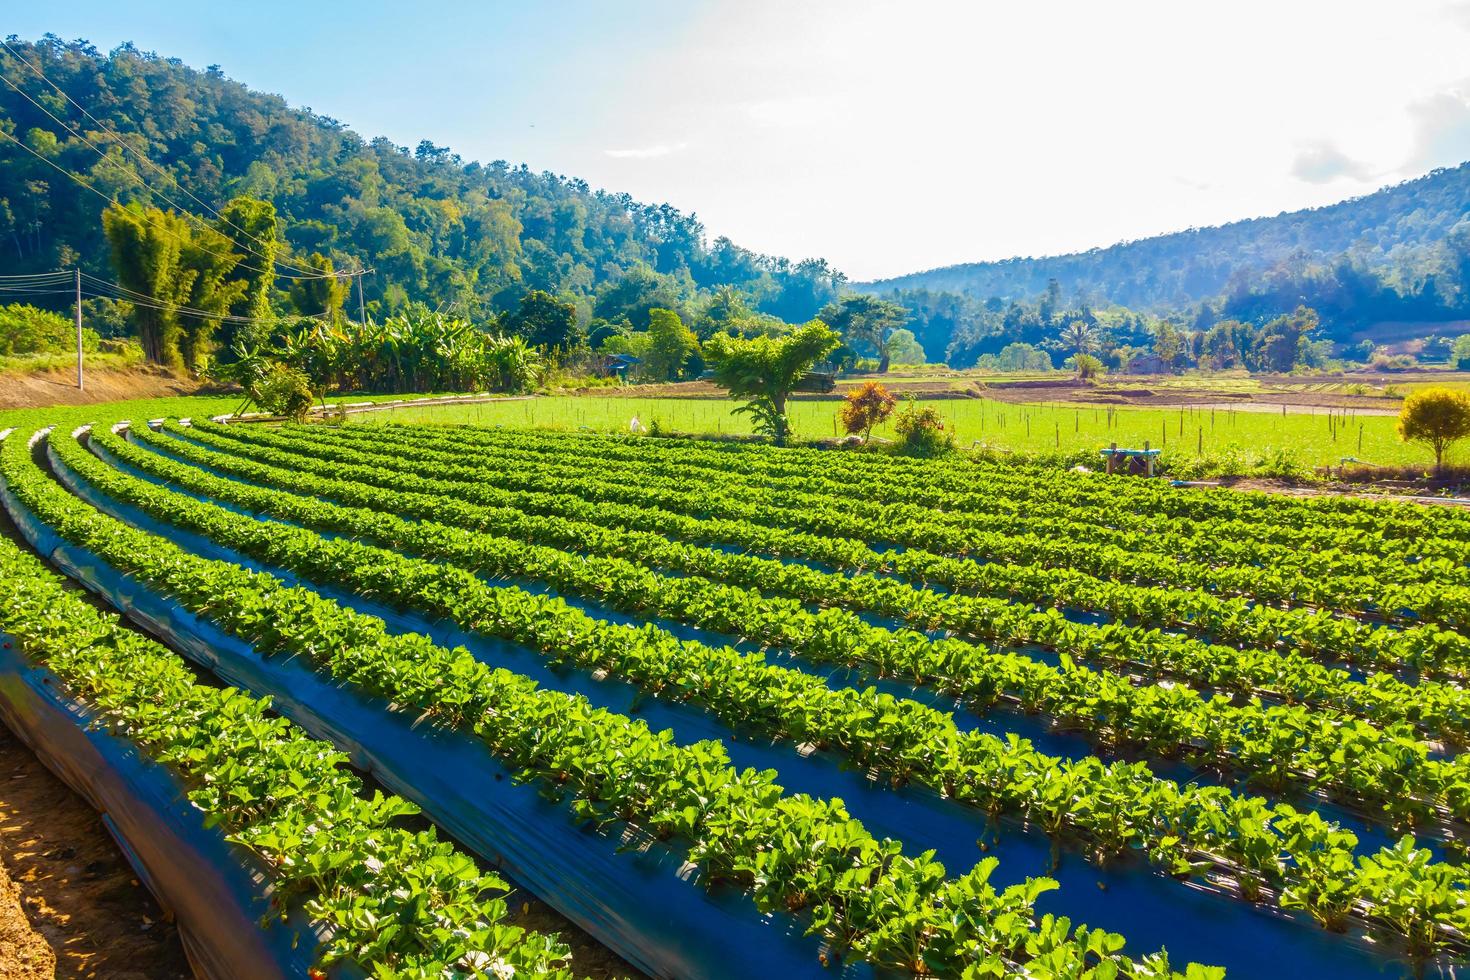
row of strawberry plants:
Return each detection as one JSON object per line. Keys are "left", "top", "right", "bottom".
{"left": 391, "top": 420, "right": 1470, "bottom": 544}
{"left": 192, "top": 419, "right": 1470, "bottom": 631}
{"left": 65, "top": 425, "right": 1470, "bottom": 954}
{"left": 120, "top": 423, "right": 1470, "bottom": 749}
{"left": 167, "top": 420, "right": 1470, "bottom": 679}
{"left": 354, "top": 423, "right": 1470, "bottom": 567}
{"left": 5, "top": 426, "right": 1193, "bottom": 978}
{"left": 0, "top": 512, "right": 575, "bottom": 978}
{"left": 298, "top": 422, "right": 1466, "bottom": 592}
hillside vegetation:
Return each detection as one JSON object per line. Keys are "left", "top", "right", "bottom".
{"left": 862, "top": 164, "right": 1470, "bottom": 335}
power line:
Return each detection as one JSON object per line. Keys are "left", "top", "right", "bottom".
{"left": 0, "top": 125, "right": 301, "bottom": 280}
{"left": 0, "top": 38, "right": 325, "bottom": 278}
{"left": 0, "top": 71, "right": 320, "bottom": 279}
{"left": 79, "top": 271, "right": 330, "bottom": 324}
{"left": 0, "top": 263, "right": 330, "bottom": 324}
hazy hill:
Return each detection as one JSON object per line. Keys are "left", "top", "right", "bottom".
{"left": 861, "top": 164, "right": 1470, "bottom": 314}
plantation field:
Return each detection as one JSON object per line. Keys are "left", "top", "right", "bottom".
{"left": 356, "top": 394, "right": 1447, "bottom": 470}
{"left": 3, "top": 410, "right": 1470, "bottom": 977}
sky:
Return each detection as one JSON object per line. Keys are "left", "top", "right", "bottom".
{"left": 11, "top": 0, "right": 1470, "bottom": 281}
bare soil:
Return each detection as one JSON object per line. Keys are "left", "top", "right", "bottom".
{"left": 0, "top": 847, "right": 54, "bottom": 980}
{"left": 0, "top": 366, "right": 204, "bottom": 411}
{"left": 0, "top": 725, "right": 192, "bottom": 980}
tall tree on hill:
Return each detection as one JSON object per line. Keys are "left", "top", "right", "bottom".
{"left": 216, "top": 196, "right": 278, "bottom": 319}
{"left": 103, "top": 201, "right": 245, "bottom": 371}
{"left": 288, "top": 252, "right": 351, "bottom": 322}
{"left": 818, "top": 295, "right": 910, "bottom": 372}
{"left": 504, "top": 289, "right": 581, "bottom": 353}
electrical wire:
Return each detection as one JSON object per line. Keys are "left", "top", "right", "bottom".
{"left": 0, "top": 126, "right": 301, "bottom": 279}
{"left": 1, "top": 39, "right": 328, "bottom": 278}
{"left": 0, "top": 72, "right": 322, "bottom": 279}
{"left": 79, "top": 272, "right": 329, "bottom": 323}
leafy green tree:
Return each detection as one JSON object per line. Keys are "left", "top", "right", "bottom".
{"left": 1151, "top": 320, "right": 1183, "bottom": 370}
{"left": 818, "top": 295, "right": 910, "bottom": 372}
{"left": 103, "top": 200, "right": 247, "bottom": 371}
{"left": 1452, "top": 334, "right": 1470, "bottom": 370}
{"left": 643, "top": 307, "right": 699, "bottom": 381}
{"left": 216, "top": 196, "right": 279, "bottom": 322}
{"left": 976, "top": 342, "right": 1052, "bottom": 372}
{"left": 703, "top": 321, "right": 839, "bottom": 444}
{"left": 505, "top": 290, "right": 581, "bottom": 353}
{"left": 1398, "top": 386, "right": 1470, "bottom": 473}
{"left": 885, "top": 328, "right": 926, "bottom": 366}
{"left": 102, "top": 202, "right": 190, "bottom": 367}
{"left": 288, "top": 252, "right": 351, "bottom": 321}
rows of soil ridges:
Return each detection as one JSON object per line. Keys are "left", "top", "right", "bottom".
{"left": 3, "top": 411, "right": 1469, "bottom": 978}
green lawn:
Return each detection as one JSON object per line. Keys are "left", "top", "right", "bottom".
{"left": 351, "top": 395, "right": 1442, "bottom": 469}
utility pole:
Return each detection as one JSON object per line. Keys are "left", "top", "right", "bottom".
{"left": 356, "top": 269, "right": 367, "bottom": 324}
{"left": 74, "top": 267, "right": 83, "bottom": 391}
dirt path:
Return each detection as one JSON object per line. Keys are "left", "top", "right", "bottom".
{"left": 0, "top": 849, "right": 53, "bottom": 980}
{"left": 0, "top": 725, "right": 191, "bottom": 979}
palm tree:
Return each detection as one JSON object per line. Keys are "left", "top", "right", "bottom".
{"left": 1060, "top": 319, "right": 1099, "bottom": 355}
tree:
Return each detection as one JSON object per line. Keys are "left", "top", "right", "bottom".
{"left": 885, "top": 328, "right": 926, "bottom": 366}
{"left": 504, "top": 289, "right": 581, "bottom": 353}
{"left": 703, "top": 321, "right": 840, "bottom": 444}
{"left": 1060, "top": 319, "right": 1098, "bottom": 355}
{"left": 215, "top": 196, "right": 278, "bottom": 323}
{"left": 1452, "top": 333, "right": 1470, "bottom": 370}
{"left": 643, "top": 308, "right": 699, "bottom": 380}
{"left": 840, "top": 381, "right": 896, "bottom": 441}
{"left": 1151, "top": 320, "right": 1183, "bottom": 370}
{"left": 1070, "top": 353, "right": 1104, "bottom": 379}
{"left": 103, "top": 200, "right": 247, "bottom": 371}
{"left": 1397, "top": 386, "right": 1470, "bottom": 473}
{"left": 818, "top": 295, "right": 910, "bottom": 372}
{"left": 288, "top": 252, "right": 351, "bottom": 321}
{"left": 103, "top": 202, "right": 187, "bottom": 366}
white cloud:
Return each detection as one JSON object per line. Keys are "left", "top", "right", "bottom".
{"left": 602, "top": 141, "right": 688, "bottom": 160}
{"left": 1403, "top": 81, "right": 1470, "bottom": 172}
{"left": 1291, "top": 140, "right": 1375, "bottom": 184}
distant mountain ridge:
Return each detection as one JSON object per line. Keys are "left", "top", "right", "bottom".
{"left": 859, "top": 164, "right": 1470, "bottom": 312}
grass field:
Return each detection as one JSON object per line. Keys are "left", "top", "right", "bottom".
{"left": 0, "top": 388, "right": 1450, "bottom": 472}
{"left": 354, "top": 394, "right": 1445, "bottom": 469}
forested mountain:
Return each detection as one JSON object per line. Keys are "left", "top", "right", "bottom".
{"left": 862, "top": 164, "right": 1470, "bottom": 334}
{"left": 0, "top": 36, "right": 844, "bottom": 325}
{"left": 5, "top": 34, "right": 1468, "bottom": 375}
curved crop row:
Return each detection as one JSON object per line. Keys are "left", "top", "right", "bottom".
{"left": 0, "top": 518, "right": 574, "bottom": 978}
{"left": 337, "top": 422, "right": 1470, "bottom": 572}
{"left": 373, "top": 420, "right": 1470, "bottom": 543}
{"left": 120, "top": 424, "right": 1470, "bottom": 750}
{"left": 3, "top": 425, "right": 1192, "bottom": 978}
{"left": 170, "top": 420, "right": 1470, "bottom": 677}
{"left": 398, "top": 424, "right": 1470, "bottom": 562}
{"left": 291, "top": 422, "right": 1468, "bottom": 592}
{"left": 58, "top": 424, "right": 1470, "bottom": 954}
{"left": 188, "top": 418, "right": 1470, "bottom": 633}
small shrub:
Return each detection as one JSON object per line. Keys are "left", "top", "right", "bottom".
{"left": 840, "top": 381, "right": 897, "bottom": 441}
{"left": 256, "top": 365, "right": 315, "bottom": 422}
{"left": 893, "top": 403, "right": 953, "bottom": 456}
